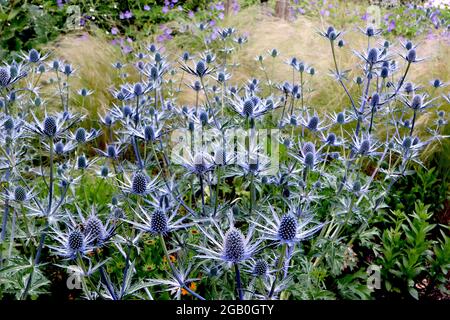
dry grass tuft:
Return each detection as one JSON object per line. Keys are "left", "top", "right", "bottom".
{"left": 41, "top": 29, "right": 125, "bottom": 118}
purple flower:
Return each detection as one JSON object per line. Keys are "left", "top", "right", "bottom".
{"left": 144, "top": 5, "right": 151, "bottom": 11}
{"left": 387, "top": 20, "right": 396, "bottom": 32}
{"left": 111, "top": 27, "right": 119, "bottom": 35}
{"left": 120, "top": 10, "right": 133, "bottom": 20}
{"left": 361, "top": 13, "right": 368, "bottom": 21}
{"left": 162, "top": 6, "right": 169, "bottom": 14}
{"left": 231, "top": 0, "right": 240, "bottom": 13}
{"left": 188, "top": 11, "right": 195, "bottom": 19}
{"left": 122, "top": 46, "right": 132, "bottom": 54}
{"left": 215, "top": 3, "right": 225, "bottom": 11}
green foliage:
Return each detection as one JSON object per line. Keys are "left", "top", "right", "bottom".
{"left": 0, "top": 1, "right": 65, "bottom": 59}
{"left": 0, "top": 0, "right": 212, "bottom": 60}
{"left": 377, "top": 202, "right": 450, "bottom": 299}
{"left": 388, "top": 166, "right": 449, "bottom": 216}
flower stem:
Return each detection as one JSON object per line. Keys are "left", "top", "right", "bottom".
{"left": 234, "top": 263, "right": 244, "bottom": 300}
{"left": 159, "top": 235, "right": 206, "bottom": 300}
{"left": 22, "top": 138, "right": 54, "bottom": 299}
{"left": 269, "top": 243, "right": 287, "bottom": 298}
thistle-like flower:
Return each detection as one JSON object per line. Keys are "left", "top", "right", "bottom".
{"left": 253, "top": 206, "right": 323, "bottom": 246}
{"left": 180, "top": 60, "right": 214, "bottom": 78}
{"left": 119, "top": 171, "right": 159, "bottom": 196}
{"left": 25, "top": 112, "right": 83, "bottom": 139}
{"left": 49, "top": 225, "right": 93, "bottom": 260}
{"left": 124, "top": 204, "right": 191, "bottom": 236}
{"left": 195, "top": 218, "right": 259, "bottom": 266}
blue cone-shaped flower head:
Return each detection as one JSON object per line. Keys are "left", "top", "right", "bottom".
{"left": 223, "top": 228, "right": 246, "bottom": 263}
{"left": 243, "top": 99, "right": 254, "bottom": 117}
{"left": 43, "top": 116, "right": 57, "bottom": 137}
{"left": 307, "top": 116, "right": 319, "bottom": 131}
{"left": 196, "top": 60, "right": 206, "bottom": 77}
{"left": 0, "top": 67, "right": 10, "bottom": 87}
{"left": 411, "top": 94, "right": 422, "bottom": 110}
{"left": 253, "top": 259, "right": 268, "bottom": 277}
{"left": 28, "top": 49, "right": 40, "bottom": 63}
{"left": 359, "top": 139, "right": 370, "bottom": 155}
{"left": 367, "top": 48, "right": 379, "bottom": 64}
{"left": 85, "top": 216, "right": 106, "bottom": 243}
{"left": 14, "top": 186, "right": 27, "bottom": 202}
{"left": 75, "top": 127, "right": 86, "bottom": 143}
{"left": 150, "top": 210, "right": 168, "bottom": 235}
{"left": 407, "top": 49, "right": 416, "bottom": 62}
{"left": 278, "top": 214, "right": 298, "bottom": 242}
{"left": 132, "top": 172, "right": 148, "bottom": 195}
{"left": 68, "top": 230, "right": 85, "bottom": 253}
{"left": 303, "top": 142, "right": 315, "bottom": 154}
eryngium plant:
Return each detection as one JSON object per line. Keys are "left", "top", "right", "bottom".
{"left": 0, "top": 22, "right": 447, "bottom": 301}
